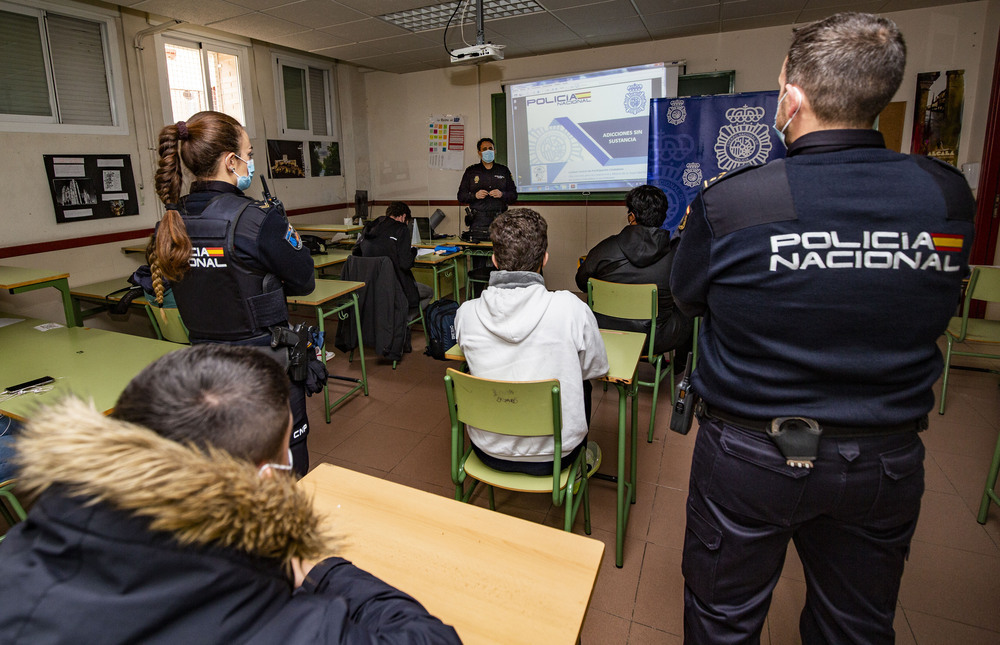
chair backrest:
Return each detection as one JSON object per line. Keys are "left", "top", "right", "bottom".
{"left": 968, "top": 266, "right": 1000, "bottom": 304}
{"left": 444, "top": 368, "right": 561, "bottom": 438}
{"left": 153, "top": 307, "right": 191, "bottom": 345}
{"left": 588, "top": 278, "right": 658, "bottom": 357}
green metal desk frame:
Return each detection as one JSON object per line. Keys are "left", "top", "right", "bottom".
{"left": 415, "top": 252, "right": 462, "bottom": 302}
{"left": 287, "top": 280, "right": 369, "bottom": 423}
{"left": 0, "top": 267, "right": 79, "bottom": 327}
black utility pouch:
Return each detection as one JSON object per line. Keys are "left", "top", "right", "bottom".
{"left": 766, "top": 417, "right": 822, "bottom": 468}
{"left": 669, "top": 353, "right": 698, "bottom": 435}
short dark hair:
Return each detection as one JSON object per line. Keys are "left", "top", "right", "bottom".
{"left": 477, "top": 137, "right": 494, "bottom": 152}
{"left": 111, "top": 344, "right": 290, "bottom": 464}
{"left": 385, "top": 201, "right": 411, "bottom": 220}
{"left": 490, "top": 208, "right": 547, "bottom": 271}
{"left": 785, "top": 12, "right": 906, "bottom": 127}
{"left": 625, "top": 185, "right": 668, "bottom": 228}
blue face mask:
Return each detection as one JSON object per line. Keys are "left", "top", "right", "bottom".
{"left": 233, "top": 155, "right": 254, "bottom": 191}
{"left": 772, "top": 87, "right": 800, "bottom": 148}
{"left": 481, "top": 149, "right": 495, "bottom": 163}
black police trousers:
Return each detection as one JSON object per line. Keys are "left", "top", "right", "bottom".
{"left": 682, "top": 417, "right": 924, "bottom": 644}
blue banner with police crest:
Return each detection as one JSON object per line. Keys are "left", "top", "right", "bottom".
{"left": 647, "top": 91, "right": 782, "bottom": 232}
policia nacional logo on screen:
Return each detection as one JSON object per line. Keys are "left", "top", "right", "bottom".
{"left": 769, "top": 231, "right": 964, "bottom": 272}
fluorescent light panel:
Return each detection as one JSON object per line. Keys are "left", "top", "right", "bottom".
{"left": 381, "top": 0, "right": 543, "bottom": 33}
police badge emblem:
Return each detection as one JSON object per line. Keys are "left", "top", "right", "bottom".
{"left": 714, "top": 105, "right": 771, "bottom": 171}
{"left": 682, "top": 163, "right": 703, "bottom": 188}
{"left": 473, "top": 176, "right": 479, "bottom": 184}
{"left": 666, "top": 99, "right": 686, "bottom": 125}
{"left": 623, "top": 83, "right": 646, "bottom": 115}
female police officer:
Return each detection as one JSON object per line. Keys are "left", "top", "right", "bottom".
{"left": 148, "top": 111, "right": 315, "bottom": 475}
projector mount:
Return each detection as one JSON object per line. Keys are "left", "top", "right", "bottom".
{"left": 445, "top": 0, "right": 505, "bottom": 64}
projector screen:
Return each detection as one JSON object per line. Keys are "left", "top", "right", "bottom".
{"left": 506, "top": 63, "right": 678, "bottom": 194}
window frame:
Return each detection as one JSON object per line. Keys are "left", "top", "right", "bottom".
{"left": 0, "top": 0, "right": 127, "bottom": 135}
{"left": 154, "top": 31, "right": 256, "bottom": 138}
{"left": 272, "top": 53, "right": 338, "bottom": 141}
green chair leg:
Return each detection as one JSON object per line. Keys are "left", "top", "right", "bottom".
{"left": 939, "top": 335, "right": 955, "bottom": 415}
{"left": 488, "top": 486, "right": 496, "bottom": 511}
{"left": 977, "top": 430, "right": 1000, "bottom": 524}
{"left": 647, "top": 356, "right": 663, "bottom": 443}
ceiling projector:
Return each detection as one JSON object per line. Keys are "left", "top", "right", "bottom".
{"left": 450, "top": 43, "right": 504, "bottom": 64}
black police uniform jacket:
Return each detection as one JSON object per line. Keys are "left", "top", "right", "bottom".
{"left": 457, "top": 162, "right": 517, "bottom": 228}
{"left": 575, "top": 224, "right": 693, "bottom": 356}
{"left": 354, "top": 215, "right": 421, "bottom": 309}
{"left": 0, "top": 399, "right": 461, "bottom": 644}
{"left": 169, "top": 181, "right": 315, "bottom": 343}
{"left": 670, "top": 129, "right": 975, "bottom": 428}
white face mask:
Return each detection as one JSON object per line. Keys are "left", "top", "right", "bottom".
{"left": 772, "top": 86, "right": 800, "bottom": 147}
{"left": 257, "top": 447, "right": 293, "bottom": 477}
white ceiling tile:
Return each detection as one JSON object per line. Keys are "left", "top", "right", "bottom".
{"left": 132, "top": 0, "right": 249, "bottom": 24}
{"left": 312, "top": 41, "right": 392, "bottom": 59}
{"left": 721, "top": 10, "right": 800, "bottom": 30}
{"left": 643, "top": 5, "right": 721, "bottom": 30}
{"left": 268, "top": 29, "right": 352, "bottom": 51}
{"left": 264, "top": 0, "right": 368, "bottom": 28}
{"left": 334, "top": 0, "right": 437, "bottom": 14}
{"left": 320, "top": 18, "right": 411, "bottom": 40}
{"left": 226, "top": 0, "right": 298, "bottom": 10}
{"left": 206, "top": 12, "right": 306, "bottom": 38}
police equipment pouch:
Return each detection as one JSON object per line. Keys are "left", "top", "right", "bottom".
{"left": 270, "top": 323, "right": 328, "bottom": 393}
{"left": 766, "top": 417, "right": 822, "bottom": 468}
{"left": 669, "top": 353, "right": 699, "bottom": 435}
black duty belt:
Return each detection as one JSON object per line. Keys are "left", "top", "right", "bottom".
{"left": 699, "top": 402, "right": 928, "bottom": 438}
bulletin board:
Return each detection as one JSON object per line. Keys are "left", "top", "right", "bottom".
{"left": 43, "top": 154, "right": 139, "bottom": 224}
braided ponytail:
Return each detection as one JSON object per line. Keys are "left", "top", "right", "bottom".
{"left": 151, "top": 122, "right": 191, "bottom": 287}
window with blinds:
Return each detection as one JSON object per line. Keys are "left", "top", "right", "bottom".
{"left": 0, "top": 5, "right": 116, "bottom": 128}
{"left": 275, "top": 56, "right": 336, "bottom": 138}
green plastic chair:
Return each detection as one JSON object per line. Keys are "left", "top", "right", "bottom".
{"left": 0, "top": 479, "right": 27, "bottom": 543}
{"left": 939, "top": 266, "right": 1000, "bottom": 415}
{"left": 444, "top": 368, "right": 591, "bottom": 534}
{"left": 588, "top": 278, "right": 672, "bottom": 443}
{"left": 149, "top": 307, "right": 191, "bottom": 345}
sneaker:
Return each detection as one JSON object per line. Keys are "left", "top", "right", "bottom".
{"left": 584, "top": 441, "right": 602, "bottom": 479}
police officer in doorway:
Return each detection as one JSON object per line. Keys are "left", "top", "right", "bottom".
{"left": 670, "top": 13, "right": 974, "bottom": 644}
{"left": 148, "top": 111, "right": 316, "bottom": 476}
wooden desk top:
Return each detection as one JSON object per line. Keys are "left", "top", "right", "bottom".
{"left": 446, "top": 329, "right": 644, "bottom": 384}
{"left": 312, "top": 249, "right": 353, "bottom": 269}
{"left": 300, "top": 464, "right": 603, "bottom": 645}
{"left": 286, "top": 279, "right": 364, "bottom": 307}
{"left": 415, "top": 250, "right": 463, "bottom": 264}
{"left": 0, "top": 317, "right": 178, "bottom": 420}
{"left": 70, "top": 278, "right": 145, "bottom": 302}
{"left": 295, "top": 223, "right": 363, "bottom": 234}
{"left": 121, "top": 245, "right": 145, "bottom": 255}
{"left": 416, "top": 236, "right": 492, "bottom": 249}
{"left": 0, "top": 266, "right": 70, "bottom": 289}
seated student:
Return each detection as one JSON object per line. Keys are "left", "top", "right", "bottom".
{"left": 575, "top": 184, "right": 692, "bottom": 358}
{"left": 0, "top": 345, "right": 460, "bottom": 644}
{"left": 455, "top": 208, "right": 609, "bottom": 475}
{"left": 354, "top": 201, "right": 433, "bottom": 312}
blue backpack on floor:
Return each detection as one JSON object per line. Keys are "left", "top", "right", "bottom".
{"left": 423, "top": 298, "right": 459, "bottom": 360}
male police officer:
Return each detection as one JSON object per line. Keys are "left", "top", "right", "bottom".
{"left": 457, "top": 137, "right": 517, "bottom": 233}
{"left": 670, "top": 13, "right": 974, "bottom": 644}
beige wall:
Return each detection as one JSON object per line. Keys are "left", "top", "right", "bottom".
{"left": 364, "top": 1, "right": 1000, "bottom": 292}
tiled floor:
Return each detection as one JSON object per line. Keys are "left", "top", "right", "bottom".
{"left": 304, "top": 329, "right": 1000, "bottom": 644}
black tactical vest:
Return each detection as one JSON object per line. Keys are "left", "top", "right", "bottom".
{"left": 171, "top": 193, "right": 288, "bottom": 341}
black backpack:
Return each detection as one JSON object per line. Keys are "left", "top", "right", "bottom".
{"left": 423, "top": 298, "right": 459, "bottom": 360}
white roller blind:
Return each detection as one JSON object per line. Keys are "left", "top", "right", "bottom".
{"left": 46, "top": 13, "right": 112, "bottom": 125}
{"left": 308, "top": 67, "right": 327, "bottom": 136}
{"left": 0, "top": 10, "right": 52, "bottom": 117}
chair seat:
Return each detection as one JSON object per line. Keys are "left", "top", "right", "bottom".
{"left": 946, "top": 317, "right": 1000, "bottom": 343}
{"left": 464, "top": 452, "right": 572, "bottom": 493}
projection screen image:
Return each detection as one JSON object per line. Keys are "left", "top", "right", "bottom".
{"left": 506, "top": 63, "right": 678, "bottom": 193}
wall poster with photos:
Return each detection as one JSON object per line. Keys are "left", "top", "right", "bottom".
{"left": 43, "top": 154, "right": 139, "bottom": 224}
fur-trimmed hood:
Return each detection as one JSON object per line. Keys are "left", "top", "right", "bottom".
{"left": 14, "top": 397, "right": 334, "bottom": 565}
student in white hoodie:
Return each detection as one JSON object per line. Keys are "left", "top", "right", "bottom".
{"left": 455, "top": 208, "right": 610, "bottom": 475}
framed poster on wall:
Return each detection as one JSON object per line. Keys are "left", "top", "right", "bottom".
{"left": 43, "top": 154, "right": 139, "bottom": 224}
